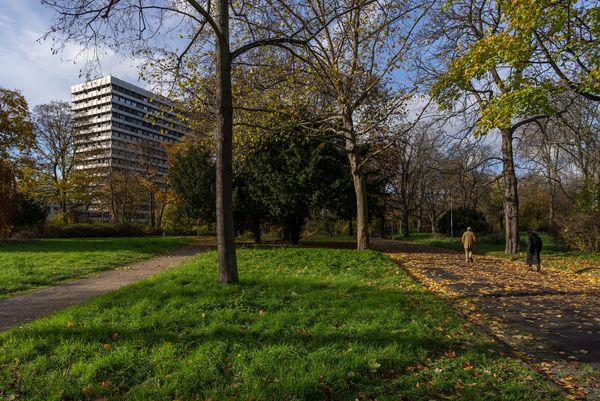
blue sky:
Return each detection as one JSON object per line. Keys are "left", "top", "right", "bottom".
{"left": 0, "top": 0, "right": 142, "bottom": 107}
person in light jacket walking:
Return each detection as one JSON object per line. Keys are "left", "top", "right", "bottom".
{"left": 462, "top": 226, "right": 476, "bottom": 262}
{"left": 527, "top": 230, "right": 543, "bottom": 272}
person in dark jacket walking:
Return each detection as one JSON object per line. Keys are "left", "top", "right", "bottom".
{"left": 527, "top": 230, "right": 543, "bottom": 272}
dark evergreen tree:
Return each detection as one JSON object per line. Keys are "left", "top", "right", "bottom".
{"left": 168, "top": 142, "right": 216, "bottom": 225}
{"left": 437, "top": 207, "right": 489, "bottom": 236}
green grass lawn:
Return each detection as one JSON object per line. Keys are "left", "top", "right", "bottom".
{"left": 0, "top": 248, "right": 564, "bottom": 400}
{"left": 0, "top": 237, "right": 193, "bottom": 297}
{"left": 302, "top": 235, "right": 357, "bottom": 243}
{"left": 398, "top": 232, "right": 600, "bottom": 274}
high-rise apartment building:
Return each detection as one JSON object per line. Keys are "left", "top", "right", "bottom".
{"left": 71, "top": 76, "right": 187, "bottom": 178}
{"left": 71, "top": 76, "right": 188, "bottom": 221}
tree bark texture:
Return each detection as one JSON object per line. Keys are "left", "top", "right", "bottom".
{"left": 377, "top": 215, "right": 385, "bottom": 238}
{"left": 251, "top": 216, "right": 261, "bottom": 244}
{"left": 401, "top": 208, "right": 410, "bottom": 238}
{"left": 215, "top": 0, "right": 238, "bottom": 283}
{"left": 352, "top": 167, "right": 369, "bottom": 250}
{"left": 501, "top": 128, "right": 520, "bottom": 254}
{"left": 548, "top": 182, "right": 556, "bottom": 231}
{"left": 344, "top": 113, "right": 369, "bottom": 250}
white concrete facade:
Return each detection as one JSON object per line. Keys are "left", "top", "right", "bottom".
{"left": 71, "top": 76, "right": 187, "bottom": 178}
{"left": 71, "top": 76, "right": 188, "bottom": 221}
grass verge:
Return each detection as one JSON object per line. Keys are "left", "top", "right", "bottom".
{"left": 0, "top": 237, "right": 193, "bottom": 297}
{"left": 0, "top": 247, "right": 564, "bottom": 400}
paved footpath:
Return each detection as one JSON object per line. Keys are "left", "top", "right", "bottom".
{"left": 0, "top": 240, "right": 214, "bottom": 333}
{"left": 372, "top": 239, "right": 600, "bottom": 400}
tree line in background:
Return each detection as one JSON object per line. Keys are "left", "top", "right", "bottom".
{"left": 0, "top": 92, "right": 174, "bottom": 234}
{"left": 2, "top": 80, "right": 598, "bottom": 254}
{"left": 1, "top": 0, "right": 599, "bottom": 282}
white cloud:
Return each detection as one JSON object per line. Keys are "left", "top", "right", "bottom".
{"left": 0, "top": 0, "right": 143, "bottom": 107}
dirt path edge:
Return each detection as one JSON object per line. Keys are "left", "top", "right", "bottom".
{"left": 0, "top": 240, "right": 214, "bottom": 333}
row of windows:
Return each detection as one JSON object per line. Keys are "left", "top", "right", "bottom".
{"left": 73, "top": 94, "right": 112, "bottom": 107}
{"left": 76, "top": 120, "right": 111, "bottom": 130}
{"left": 112, "top": 157, "right": 140, "bottom": 168}
{"left": 111, "top": 147, "right": 167, "bottom": 166}
{"left": 112, "top": 84, "right": 150, "bottom": 103}
{"left": 77, "top": 151, "right": 111, "bottom": 160}
{"left": 111, "top": 157, "right": 167, "bottom": 175}
{"left": 112, "top": 111, "right": 182, "bottom": 139}
{"left": 112, "top": 103, "right": 186, "bottom": 134}
{"left": 74, "top": 114, "right": 182, "bottom": 140}
{"left": 72, "top": 101, "right": 112, "bottom": 115}
{"left": 113, "top": 123, "right": 178, "bottom": 143}
{"left": 112, "top": 139, "right": 166, "bottom": 157}
{"left": 111, "top": 95, "right": 186, "bottom": 133}
{"left": 112, "top": 94, "right": 159, "bottom": 114}
{"left": 74, "top": 137, "right": 111, "bottom": 148}
{"left": 72, "top": 83, "right": 111, "bottom": 97}
{"left": 78, "top": 157, "right": 110, "bottom": 166}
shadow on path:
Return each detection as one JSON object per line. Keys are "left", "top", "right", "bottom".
{"left": 370, "top": 239, "right": 600, "bottom": 400}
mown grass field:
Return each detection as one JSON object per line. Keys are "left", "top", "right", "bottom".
{"left": 0, "top": 237, "right": 193, "bottom": 297}
{"left": 0, "top": 247, "right": 564, "bottom": 400}
{"left": 399, "top": 232, "right": 600, "bottom": 274}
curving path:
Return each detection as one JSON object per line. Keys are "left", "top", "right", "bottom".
{"left": 372, "top": 239, "right": 600, "bottom": 400}
{"left": 0, "top": 239, "right": 214, "bottom": 332}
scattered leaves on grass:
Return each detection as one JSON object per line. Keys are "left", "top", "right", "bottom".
{"left": 368, "top": 360, "right": 381, "bottom": 373}
{"left": 444, "top": 350, "right": 456, "bottom": 358}
{"left": 378, "top": 240, "right": 600, "bottom": 400}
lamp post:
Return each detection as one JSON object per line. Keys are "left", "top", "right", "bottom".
{"left": 450, "top": 192, "right": 454, "bottom": 241}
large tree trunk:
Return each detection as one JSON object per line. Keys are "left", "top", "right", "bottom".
{"left": 501, "top": 128, "right": 519, "bottom": 254}
{"left": 428, "top": 210, "right": 436, "bottom": 233}
{"left": 215, "top": 0, "right": 238, "bottom": 284}
{"left": 157, "top": 201, "right": 166, "bottom": 228}
{"left": 60, "top": 193, "right": 69, "bottom": 224}
{"left": 400, "top": 208, "right": 410, "bottom": 238}
{"left": 548, "top": 184, "right": 556, "bottom": 231}
{"left": 290, "top": 218, "right": 302, "bottom": 245}
{"left": 353, "top": 167, "right": 369, "bottom": 249}
{"left": 377, "top": 215, "right": 385, "bottom": 238}
{"left": 251, "top": 216, "right": 261, "bottom": 244}
{"left": 149, "top": 191, "right": 156, "bottom": 228}
{"left": 344, "top": 113, "right": 369, "bottom": 250}
{"left": 416, "top": 206, "right": 423, "bottom": 232}
{"left": 348, "top": 151, "right": 369, "bottom": 250}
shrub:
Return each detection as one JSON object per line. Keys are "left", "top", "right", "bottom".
{"left": 13, "top": 195, "right": 47, "bottom": 228}
{"left": 437, "top": 207, "right": 489, "bottom": 235}
{"left": 43, "top": 223, "right": 146, "bottom": 238}
{"left": 561, "top": 213, "right": 600, "bottom": 251}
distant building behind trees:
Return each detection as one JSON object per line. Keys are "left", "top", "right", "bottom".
{"left": 71, "top": 76, "right": 188, "bottom": 224}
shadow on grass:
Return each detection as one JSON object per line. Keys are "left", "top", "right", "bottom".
{"left": 12, "top": 279, "right": 491, "bottom": 400}
{"left": 0, "top": 249, "right": 563, "bottom": 400}
{"left": 0, "top": 238, "right": 193, "bottom": 254}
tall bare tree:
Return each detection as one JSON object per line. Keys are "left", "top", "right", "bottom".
{"left": 383, "top": 123, "right": 440, "bottom": 237}
{"left": 42, "top": 0, "right": 338, "bottom": 283}
{"left": 0, "top": 88, "right": 34, "bottom": 236}
{"left": 424, "top": 0, "right": 559, "bottom": 253}
{"left": 280, "top": 0, "right": 434, "bottom": 249}
{"left": 0, "top": 88, "right": 34, "bottom": 165}
{"left": 30, "top": 101, "right": 82, "bottom": 223}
